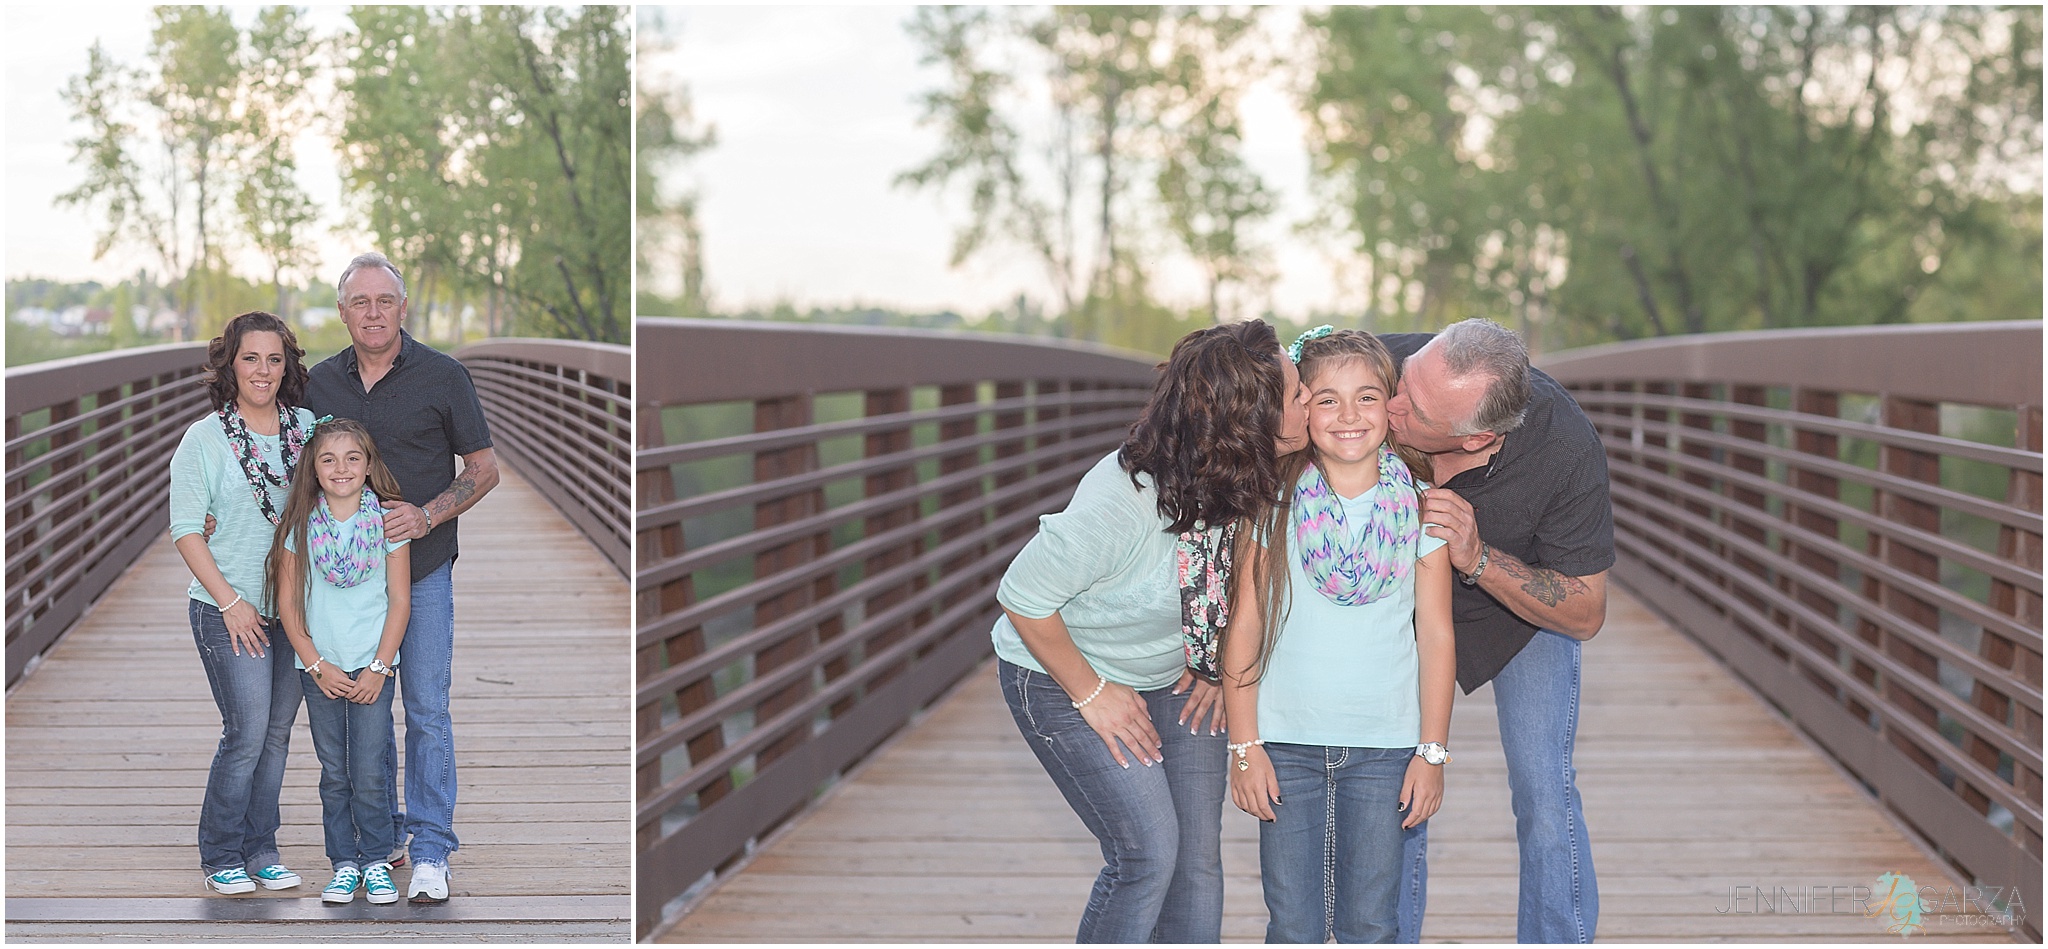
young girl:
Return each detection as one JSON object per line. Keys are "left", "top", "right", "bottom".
{"left": 265, "top": 419, "right": 412, "bottom": 906}
{"left": 1222, "top": 327, "right": 1456, "bottom": 943}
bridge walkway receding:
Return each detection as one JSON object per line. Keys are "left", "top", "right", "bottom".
{"left": 5, "top": 465, "right": 630, "bottom": 941}
{"left": 660, "top": 586, "right": 2016, "bottom": 943}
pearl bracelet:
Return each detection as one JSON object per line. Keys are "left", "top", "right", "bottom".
{"left": 1226, "top": 738, "right": 1265, "bottom": 771}
{"left": 1071, "top": 675, "right": 1108, "bottom": 709}
{"left": 221, "top": 594, "right": 244, "bottom": 612}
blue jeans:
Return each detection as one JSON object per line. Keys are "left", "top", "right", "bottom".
{"left": 302, "top": 669, "right": 398, "bottom": 868}
{"left": 999, "top": 659, "right": 1226, "bottom": 943}
{"left": 189, "top": 599, "right": 299, "bottom": 873}
{"left": 384, "top": 560, "right": 458, "bottom": 865}
{"left": 1395, "top": 630, "right": 1597, "bottom": 943}
{"left": 1260, "top": 744, "right": 1413, "bottom": 943}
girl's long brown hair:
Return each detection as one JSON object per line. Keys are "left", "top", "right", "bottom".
{"left": 1232, "top": 329, "right": 1433, "bottom": 685}
{"left": 263, "top": 419, "right": 403, "bottom": 626}
{"left": 1117, "top": 319, "right": 1288, "bottom": 534}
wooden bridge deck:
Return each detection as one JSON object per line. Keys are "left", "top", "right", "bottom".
{"left": 5, "top": 466, "right": 630, "bottom": 941}
{"left": 660, "top": 588, "right": 2018, "bottom": 943}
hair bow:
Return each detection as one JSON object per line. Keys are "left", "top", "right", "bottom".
{"left": 1288, "top": 324, "right": 1335, "bottom": 363}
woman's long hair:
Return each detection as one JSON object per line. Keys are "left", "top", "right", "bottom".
{"left": 202, "top": 311, "right": 308, "bottom": 410}
{"left": 1235, "top": 329, "right": 1433, "bottom": 685}
{"left": 263, "top": 419, "right": 403, "bottom": 625}
{"left": 1117, "top": 319, "right": 1288, "bottom": 534}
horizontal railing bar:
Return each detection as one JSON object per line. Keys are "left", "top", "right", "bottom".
{"left": 1574, "top": 390, "right": 2043, "bottom": 473}
{"left": 8, "top": 467, "right": 173, "bottom": 599}
{"left": 636, "top": 426, "right": 1126, "bottom": 592}
{"left": 465, "top": 358, "right": 630, "bottom": 406}
{"left": 1614, "top": 519, "right": 2043, "bottom": 831}
{"left": 637, "top": 488, "right": 1061, "bottom": 709}
{"left": 638, "top": 526, "right": 1022, "bottom": 770}
{"left": 469, "top": 369, "right": 632, "bottom": 432}
{"left": 1601, "top": 431, "right": 2046, "bottom": 604}
{"left": 471, "top": 385, "right": 630, "bottom": 489}
{"left": 635, "top": 451, "right": 1093, "bottom": 651}
{"left": 638, "top": 390, "right": 1145, "bottom": 469}
{"left": 1605, "top": 413, "right": 2040, "bottom": 534}
{"left": 470, "top": 377, "right": 632, "bottom": 459}
{"left": 2, "top": 389, "right": 211, "bottom": 518}
{"left": 5, "top": 421, "right": 187, "bottom": 550}
{"left": 637, "top": 541, "right": 1016, "bottom": 825}
{"left": 638, "top": 405, "right": 1124, "bottom": 530}
{"left": 6, "top": 486, "right": 169, "bottom": 646}
{"left": 1, "top": 374, "right": 208, "bottom": 458}
{"left": 1608, "top": 478, "right": 2044, "bottom": 718}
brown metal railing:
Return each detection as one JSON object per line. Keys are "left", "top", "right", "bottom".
{"left": 634, "top": 318, "right": 1158, "bottom": 936}
{"left": 1542, "top": 322, "right": 2042, "bottom": 931}
{"left": 4, "top": 337, "right": 631, "bottom": 686}
{"left": 455, "top": 339, "right": 632, "bottom": 575}
{"left": 5, "top": 343, "right": 212, "bottom": 685}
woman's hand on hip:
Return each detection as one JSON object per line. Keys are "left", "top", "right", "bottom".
{"left": 1228, "top": 744, "right": 1280, "bottom": 821}
{"left": 1077, "top": 681, "right": 1162, "bottom": 768}
{"left": 1399, "top": 756, "right": 1444, "bottom": 829}
{"left": 1174, "top": 670, "right": 1227, "bottom": 736}
{"left": 222, "top": 601, "right": 269, "bottom": 656}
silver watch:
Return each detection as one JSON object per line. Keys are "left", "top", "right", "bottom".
{"left": 1415, "top": 742, "right": 1451, "bottom": 766}
{"left": 367, "top": 657, "right": 395, "bottom": 677}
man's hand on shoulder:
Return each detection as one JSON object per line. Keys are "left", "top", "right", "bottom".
{"left": 380, "top": 500, "right": 430, "bottom": 542}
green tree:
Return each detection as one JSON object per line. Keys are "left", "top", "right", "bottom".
{"left": 335, "top": 6, "right": 631, "bottom": 343}
{"left": 636, "top": 11, "right": 716, "bottom": 318}
{"left": 901, "top": 6, "right": 1275, "bottom": 340}
{"left": 235, "top": 5, "right": 319, "bottom": 320}
{"left": 1307, "top": 6, "right": 2042, "bottom": 348}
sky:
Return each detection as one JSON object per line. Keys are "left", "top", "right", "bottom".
{"left": 648, "top": 6, "right": 1359, "bottom": 322}
{"left": 4, "top": 5, "right": 365, "bottom": 289}
{"left": 8, "top": 5, "right": 1362, "bottom": 323}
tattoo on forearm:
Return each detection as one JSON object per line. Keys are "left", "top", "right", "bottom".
{"left": 1495, "top": 555, "right": 1588, "bottom": 608}
{"left": 435, "top": 474, "right": 480, "bottom": 521}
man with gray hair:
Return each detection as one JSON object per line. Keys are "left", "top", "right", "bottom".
{"left": 1380, "top": 318, "right": 1614, "bottom": 943}
{"left": 304, "top": 251, "right": 500, "bottom": 902}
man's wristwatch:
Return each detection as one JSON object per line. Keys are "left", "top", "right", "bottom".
{"left": 1415, "top": 742, "right": 1451, "bottom": 766}
{"left": 367, "top": 657, "right": 396, "bottom": 677}
{"left": 1459, "top": 544, "right": 1489, "bottom": 586}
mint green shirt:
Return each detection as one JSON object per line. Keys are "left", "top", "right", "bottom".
{"left": 168, "top": 408, "right": 317, "bottom": 616}
{"left": 1258, "top": 480, "right": 1446, "bottom": 748}
{"left": 993, "top": 451, "right": 1218, "bottom": 691}
{"left": 283, "top": 521, "right": 409, "bottom": 672}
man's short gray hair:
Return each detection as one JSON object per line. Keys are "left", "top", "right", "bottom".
{"left": 336, "top": 252, "right": 408, "bottom": 303}
{"left": 1430, "top": 318, "right": 1530, "bottom": 436}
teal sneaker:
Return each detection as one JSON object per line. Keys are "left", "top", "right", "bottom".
{"left": 321, "top": 866, "right": 363, "bottom": 904}
{"left": 250, "top": 864, "right": 301, "bottom": 889}
{"left": 363, "top": 862, "right": 399, "bottom": 904}
{"left": 204, "top": 868, "right": 256, "bottom": 895}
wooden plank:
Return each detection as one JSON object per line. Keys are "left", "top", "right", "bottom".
{"left": 4, "top": 467, "right": 630, "bottom": 934}
{"left": 657, "top": 589, "right": 2020, "bottom": 943}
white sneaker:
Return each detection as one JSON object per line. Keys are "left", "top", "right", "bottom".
{"left": 407, "top": 861, "right": 449, "bottom": 903}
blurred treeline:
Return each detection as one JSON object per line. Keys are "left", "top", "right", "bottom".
{"left": 30, "top": 4, "right": 629, "bottom": 352}
{"left": 637, "top": 5, "right": 2041, "bottom": 356}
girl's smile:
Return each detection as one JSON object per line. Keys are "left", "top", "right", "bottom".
{"left": 314, "top": 435, "right": 371, "bottom": 515}
{"left": 1306, "top": 357, "right": 1392, "bottom": 493}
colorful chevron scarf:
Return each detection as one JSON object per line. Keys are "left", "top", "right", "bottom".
{"left": 308, "top": 487, "right": 385, "bottom": 588}
{"left": 1293, "top": 446, "right": 1420, "bottom": 606}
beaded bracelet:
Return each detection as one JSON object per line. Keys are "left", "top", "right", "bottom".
{"left": 1070, "top": 675, "right": 1108, "bottom": 710}
{"left": 1226, "top": 738, "right": 1265, "bottom": 771}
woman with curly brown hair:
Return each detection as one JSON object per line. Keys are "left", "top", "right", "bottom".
{"left": 990, "top": 318, "right": 1309, "bottom": 942}
{"left": 168, "top": 310, "right": 317, "bottom": 896}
